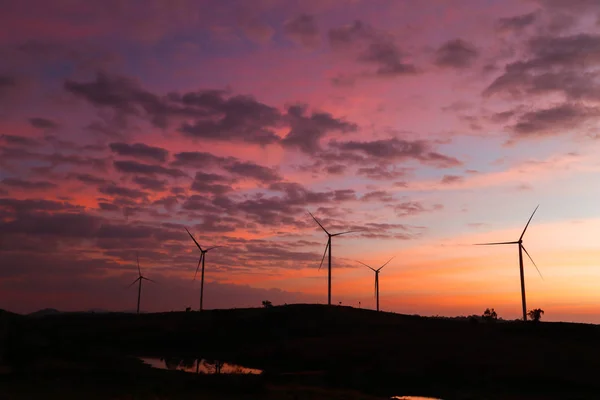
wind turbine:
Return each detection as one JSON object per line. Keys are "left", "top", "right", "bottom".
{"left": 475, "top": 205, "right": 542, "bottom": 322}
{"left": 185, "top": 227, "right": 222, "bottom": 311}
{"left": 308, "top": 211, "right": 360, "bottom": 306}
{"left": 356, "top": 256, "right": 394, "bottom": 312}
{"left": 127, "top": 252, "right": 155, "bottom": 314}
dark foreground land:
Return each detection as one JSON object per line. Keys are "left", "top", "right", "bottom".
{"left": 1, "top": 304, "right": 600, "bottom": 399}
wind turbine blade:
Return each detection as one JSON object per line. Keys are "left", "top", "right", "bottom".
{"left": 185, "top": 227, "right": 204, "bottom": 251}
{"left": 193, "top": 254, "right": 203, "bottom": 280}
{"left": 127, "top": 277, "right": 140, "bottom": 288}
{"left": 318, "top": 241, "right": 329, "bottom": 270}
{"left": 143, "top": 277, "right": 157, "bottom": 284}
{"left": 521, "top": 244, "right": 543, "bottom": 280}
{"left": 308, "top": 211, "right": 330, "bottom": 235}
{"left": 137, "top": 252, "right": 141, "bottom": 277}
{"left": 206, "top": 246, "right": 224, "bottom": 252}
{"left": 474, "top": 241, "right": 519, "bottom": 246}
{"left": 377, "top": 256, "right": 395, "bottom": 272}
{"left": 332, "top": 230, "right": 361, "bottom": 237}
{"left": 356, "top": 260, "right": 376, "bottom": 272}
{"left": 519, "top": 205, "right": 539, "bottom": 241}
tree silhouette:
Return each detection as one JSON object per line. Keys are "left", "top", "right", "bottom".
{"left": 527, "top": 308, "right": 544, "bottom": 322}
{"left": 482, "top": 308, "right": 498, "bottom": 322}
{"left": 262, "top": 300, "right": 273, "bottom": 308}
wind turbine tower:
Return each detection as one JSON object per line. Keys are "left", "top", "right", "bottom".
{"left": 185, "top": 227, "right": 222, "bottom": 311}
{"left": 127, "top": 252, "right": 155, "bottom": 314}
{"left": 357, "top": 257, "right": 394, "bottom": 312}
{"left": 308, "top": 211, "right": 360, "bottom": 306}
{"left": 475, "top": 206, "right": 542, "bottom": 321}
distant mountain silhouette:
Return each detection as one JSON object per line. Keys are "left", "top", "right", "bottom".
{"left": 28, "top": 308, "right": 61, "bottom": 317}
{"left": 24, "top": 308, "right": 131, "bottom": 316}
{"left": 86, "top": 308, "right": 112, "bottom": 314}
{"left": 0, "top": 309, "right": 22, "bottom": 320}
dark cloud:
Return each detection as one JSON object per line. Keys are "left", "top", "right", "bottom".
{"left": 109, "top": 142, "right": 169, "bottom": 162}
{"left": 527, "top": 33, "right": 600, "bottom": 68}
{"left": 190, "top": 213, "right": 245, "bottom": 233}
{"left": 333, "top": 189, "right": 356, "bottom": 201}
{"left": 233, "top": 197, "right": 301, "bottom": 226}
{"left": 328, "top": 20, "right": 418, "bottom": 78}
{"left": 132, "top": 176, "right": 167, "bottom": 191}
{"left": 242, "top": 243, "right": 323, "bottom": 265}
{"left": 171, "top": 151, "right": 226, "bottom": 168}
{"left": 171, "top": 151, "right": 280, "bottom": 183}
{"left": 394, "top": 201, "right": 443, "bottom": 217}
{"left": 0, "top": 198, "right": 82, "bottom": 213}
{"left": 484, "top": 34, "right": 600, "bottom": 101}
{"left": 356, "top": 166, "right": 408, "bottom": 180}
{"left": 329, "top": 138, "right": 462, "bottom": 168}
{"left": 284, "top": 14, "right": 320, "bottom": 48}
{"left": 268, "top": 182, "right": 333, "bottom": 205}
{"left": 210, "top": 182, "right": 352, "bottom": 226}
{"left": 496, "top": 12, "right": 538, "bottom": 32}
{"left": 0, "top": 212, "right": 102, "bottom": 237}
{"left": 28, "top": 117, "right": 59, "bottom": 129}
{"left": 181, "top": 194, "right": 222, "bottom": 213}
{"left": 178, "top": 93, "right": 282, "bottom": 145}
{"left": 46, "top": 153, "right": 108, "bottom": 170}
{"left": 65, "top": 73, "right": 283, "bottom": 145}
{"left": 488, "top": 110, "right": 517, "bottom": 123}
{"left": 330, "top": 73, "right": 357, "bottom": 87}
{"left": 365, "top": 222, "right": 412, "bottom": 231}
{"left": 325, "top": 164, "right": 346, "bottom": 174}
{"left": 66, "top": 73, "right": 361, "bottom": 149}
{"left": 152, "top": 195, "right": 179, "bottom": 211}
{"left": 1, "top": 134, "right": 40, "bottom": 147}
{"left": 435, "top": 39, "right": 479, "bottom": 69}
{"left": 99, "top": 183, "right": 148, "bottom": 199}
{"left": 98, "top": 202, "right": 120, "bottom": 212}
{"left": 361, "top": 190, "right": 394, "bottom": 202}
{"left": 222, "top": 161, "right": 281, "bottom": 183}
{"left": 65, "top": 72, "right": 181, "bottom": 129}
{"left": 114, "top": 160, "right": 187, "bottom": 177}
{"left": 440, "top": 175, "right": 464, "bottom": 185}
{"left": 282, "top": 104, "right": 358, "bottom": 153}
{"left": 190, "top": 172, "right": 233, "bottom": 195}
{"left": 0, "top": 75, "right": 16, "bottom": 88}
{"left": 1, "top": 178, "right": 56, "bottom": 190}
{"left": 71, "top": 173, "right": 109, "bottom": 185}
{"left": 510, "top": 103, "right": 600, "bottom": 136}
{"left": 536, "top": 0, "right": 600, "bottom": 14}
{"left": 0, "top": 75, "right": 18, "bottom": 100}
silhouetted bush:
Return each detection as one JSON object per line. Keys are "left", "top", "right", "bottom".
{"left": 261, "top": 300, "right": 273, "bottom": 308}
{"left": 482, "top": 308, "right": 498, "bottom": 322}
{"left": 527, "top": 308, "right": 544, "bottom": 322}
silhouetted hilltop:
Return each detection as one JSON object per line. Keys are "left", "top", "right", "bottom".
{"left": 27, "top": 308, "right": 61, "bottom": 317}
{"left": 0, "top": 309, "right": 22, "bottom": 319}
{"left": 5, "top": 304, "right": 600, "bottom": 399}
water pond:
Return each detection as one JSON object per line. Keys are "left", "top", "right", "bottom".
{"left": 390, "top": 397, "right": 442, "bottom": 400}
{"left": 139, "top": 357, "right": 262, "bottom": 375}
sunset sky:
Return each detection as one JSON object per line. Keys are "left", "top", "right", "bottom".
{"left": 2, "top": 0, "right": 600, "bottom": 322}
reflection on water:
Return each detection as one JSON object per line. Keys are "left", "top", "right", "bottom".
{"left": 391, "top": 397, "right": 442, "bottom": 400}
{"left": 139, "top": 357, "right": 263, "bottom": 375}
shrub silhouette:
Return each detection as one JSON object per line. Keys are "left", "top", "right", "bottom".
{"left": 261, "top": 300, "right": 273, "bottom": 308}
{"left": 482, "top": 308, "right": 498, "bottom": 322}
{"left": 527, "top": 308, "right": 544, "bottom": 322}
